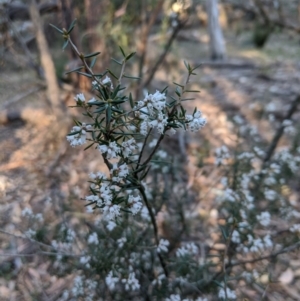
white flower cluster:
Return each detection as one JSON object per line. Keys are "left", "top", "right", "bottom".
{"left": 176, "top": 242, "right": 198, "bottom": 257}
{"left": 66, "top": 123, "right": 91, "bottom": 147}
{"left": 152, "top": 273, "right": 166, "bottom": 286}
{"left": 122, "top": 272, "right": 140, "bottom": 291}
{"left": 215, "top": 145, "right": 230, "bottom": 165}
{"left": 290, "top": 224, "right": 300, "bottom": 233}
{"left": 128, "top": 194, "right": 143, "bottom": 215}
{"left": 106, "top": 271, "right": 119, "bottom": 291}
{"left": 238, "top": 234, "right": 273, "bottom": 254}
{"left": 137, "top": 90, "right": 167, "bottom": 116}
{"left": 21, "top": 207, "right": 44, "bottom": 223}
{"left": 85, "top": 182, "right": 121, "bottom": 220}
{"left": 110, "top": 163, "right": 129, "bottom": 182}
{"left": 257, "top": 211, "right": 271, "bottom": 226}
{"left": 185, "top": 110, "right": 206, "bottom": 132}
{"left": 87, "top": 232, "right": 99, "bottom": 245}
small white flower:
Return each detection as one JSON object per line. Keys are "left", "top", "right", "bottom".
{"left": 66, "top": 123, "right": 90, "bottom": 147}
{"left": 24, "top": 228, "right": 36, "bottom": 238}
{"left": 74, "top": 93, "right": 85, "bottom": 103}
{"left": 89, "top": 171, "right": 107, "bottom": 180}
{"left": 106, "top": 221, "right": 117, "bottom": 231}
{"left": 231, "top": 230, "right": 241, "bottom": 244}
{"left": 122, "top": 138, "right": 137, "bottom": 158}
{"left": 165, "top": 294, "right": 181, "bottom": 301}
{"left": 122, "top": 272, "right": 140, "bottom": 291}
{"left": 117, "top": 237, "right": 127, "bottom": 248}
{"left": 290, "top": 224, "right": 300, "bottom": 233}
{"left": 157, "top": 239, "right": 170, "bottom": 253}
{"left": 98, "top": 141, "right": 120, "bottom": 159}
{"left": 149, "top": 113, "right": 168, "bottom": 134}
{"left": 102, "top": 202, "right": 121, "bottom": 220}
{"left": 141, "top": 206, "right": 150, "bottom": 221}
{"left": 152, "top": 273, "right": 166, "bottom": 286}
{"left": 106, "top": 271, "right": 119, "bottom": 291}
{"left": 176, "top": 242, "right": 198, "bottom": 257}
{"left": 149, "top": 139, "right": 158, "bottom": 148}
{"left": 87, "top": 232, "right": 99, "bottom": 245}
{"left": 257, "top": 211, "right": 271, "bottom": 227}
{"left": 21, "top": 207, "right": 33, "bottom": 217}
{"left": 218, "top": 287, "right": 236, "bottom": 300}
{"left": 128, "top": 195, "right": 143, "bottom": 215}
{"left": 102, "top": 75, "right": 114, "bottom": 89}
{"left": 79, "top": 256, "right": 91, "bottom": 268}
{"left": 186, "top": 110, "right": 206, "bottom": 132}
{"left": 264, "top": 188, "right": 277, "bottom": 201}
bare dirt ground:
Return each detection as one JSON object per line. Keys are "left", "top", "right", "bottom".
{"left": 1, "top": 27, "right": 300, "bottom": 300}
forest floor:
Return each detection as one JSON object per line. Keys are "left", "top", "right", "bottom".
{"left": 0, "top": 26, "right": 300, "bottom": 300}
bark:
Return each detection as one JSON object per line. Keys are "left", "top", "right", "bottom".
{"left": 29, "top": 0, "right": 63, "bottom": 117}
{"left": 206, "top": 0, "right": 226, "bottom": 60}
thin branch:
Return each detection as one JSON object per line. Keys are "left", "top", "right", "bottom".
{"left": 139, "top": 185, "right": 169, "bottom": 277}
{"left": 142, "top": 133, "right": 164, "bottom": 166}
{"left": 137, "top": 129, "right": 152, "bottom": 167}
{"left": 143, "top": 21, "right": 185, "bottom": 88}
{"left": 228, "top": 241, "right": 300, "bottom": 268}
{"left": 262, "top": 95, "right": 300, "bottom": 165}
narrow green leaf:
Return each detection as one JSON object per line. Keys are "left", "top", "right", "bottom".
{"left": 49, "top": 23, "right": 63, "bottom": 34}
{"left": 123, "top": 74, "right": 140, "bottom": 80}
{"left": 90, "top": 57, "right": 97, "bottom": 69}
{"left": 62, "top": 40, "right": 69, "bottom": 50}
{"left": 134, "top": 164, "right": 148, "bottom": 174}
{"left": 173, "top": 82, "right": 184, "bottom": 88}
{"left": 184, "top": 60, "right": 190, "bottom": 71}
{"left": 161, "top": 86, "right": 168, "bottom": 93}
{"left": 140, "top": 166, "right": 151, "bottom": 181}
{"left": 111, "top": 99, "right": 126, "bottom": 104}
{"left": 111, "top": 107, "right": 123, "bottom": 113}
{"left": 84, "top": 51, "right": 101, "bottom": 59}
{"left": 76, "top": 71, "right": 92, "bottom": 78}
{"left": 125, "top": 52, "right": 136, "bottom": 61}
{"left": 185, "top": 90, "right": 200, "bottom": 93}
{"left": 167, "top": 99, "right": 177, "bottom": 107}
{"left": 84, "top": 142, "right": 95, "bottom": 150}
{"left": 67, "top": 130, "right": 81, "bottom": 136}
{"left": 129, "top": 93, "right": 134, "bottom": 108}
{"left": 181, "top": 98, "right": 195, "bottom": 101}
{"left": 65, "top": 66, "right": 83, "bottom": 75}
{"left": 111, "top": 58, "right": 122, "bottom": 65}
{"left": 67, "top": 19, "right": 77, "bottom": 33}
{"left": 111, "top": 85, "right": 121, "bottom": 98}
{"left": 107, "top": 69, "right": 118, "bottom": 80}
{"left": 106, "top": 105, "right": 111, "bottom": 126}
{"left": 119, "top": 46, "right": 126, "bottom": 57}
{"left": 94, "top": 107, "right": 106, "bottom": 114}
{"left": 191, "top": 63, "right": 201, "bottom": 72}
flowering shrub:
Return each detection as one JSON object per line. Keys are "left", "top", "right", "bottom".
{"left": 16, "top": 20, "right": 299, "bottom": 301}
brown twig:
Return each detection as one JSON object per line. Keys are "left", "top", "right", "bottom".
{"left": 143, "top": 21, "right": 185, "bottom": 88}
{"left": 139, "top": 185, "right": 169, "bottom": 277}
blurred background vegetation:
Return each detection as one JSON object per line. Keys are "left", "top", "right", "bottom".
{"left": 1, "top": 0, "right": 300, "bottom": 300}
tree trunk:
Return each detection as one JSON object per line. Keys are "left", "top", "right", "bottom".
{"left": 206, "top": 0, "right": 226, "bottom": 60}
{"left": 29, "top": 0, "right": 63, "bottom": 117}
